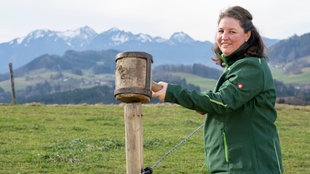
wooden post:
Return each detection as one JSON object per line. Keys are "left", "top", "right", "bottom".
{"left": 9, "top": 63, "right": 16, "bottom": 105}
{"left": 124, "top": 103, "right": 144, "bottom": 174}
{"left": 114, "top": 52, "right": 156, "bottom": 174}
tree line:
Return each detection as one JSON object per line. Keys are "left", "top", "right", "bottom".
{"left": 0, "top": 63, "right": 309, "bottom": 105}
{"left": 1, "top": 79, "right": 308, "bottom": 105}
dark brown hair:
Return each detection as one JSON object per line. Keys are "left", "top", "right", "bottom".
{"left": 212, "top": 6, "right": 267, "bottom": 67}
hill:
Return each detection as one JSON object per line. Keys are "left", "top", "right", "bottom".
{"left": 14, "top": 49, "right": 116, "bottom": 77}
{"left": 267, "top": 33, "right": 310, "bottom": 65}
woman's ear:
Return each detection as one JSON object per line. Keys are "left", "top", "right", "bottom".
{"left": 245, "top": 31, "right": 251, "bottom": 42}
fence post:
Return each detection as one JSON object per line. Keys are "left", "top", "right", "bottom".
{"left": 114, "top": 52, "right": 156, "bottom": 174}
{"left": 9, "top": 63, "right": 16, "bottom": 105}
{"left": 124, "top": 103, "right": 144, "bottom": 174}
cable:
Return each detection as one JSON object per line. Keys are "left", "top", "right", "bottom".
{"left": 141, "top": 122, "right": 205, "bottom": 173}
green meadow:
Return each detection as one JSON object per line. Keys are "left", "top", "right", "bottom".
{"left": 0, "top": 104, "right": 309, "bottom": 173}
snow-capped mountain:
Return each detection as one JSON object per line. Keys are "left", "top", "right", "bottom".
{"left": 9, "top": 26, "right": 97, "bottom": 49}
{"left": 0, "top": 26, "right": 215, "bottom": 73}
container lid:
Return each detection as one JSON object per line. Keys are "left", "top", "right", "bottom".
{"left": 115, "top": 51, "right": 153, "bottom": 63}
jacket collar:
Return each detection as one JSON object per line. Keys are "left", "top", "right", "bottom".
{"left": 219, "top": 42, "right": 249, "bottom": 69}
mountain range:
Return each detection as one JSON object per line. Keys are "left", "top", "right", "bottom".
{"left": 0, "top": 26, "right": 280, "bottom": 73}
{"left": 0, "top": 28, "right": 309, "bottom": 105}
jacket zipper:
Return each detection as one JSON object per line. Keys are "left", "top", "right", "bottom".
{"left": 222, "top": 131, "right": 229, "bottom": 162}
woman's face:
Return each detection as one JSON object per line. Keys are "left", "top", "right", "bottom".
{"left": 216, "top": 17, "right": 251, "bottom": 56}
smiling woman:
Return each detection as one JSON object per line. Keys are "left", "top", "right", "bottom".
{"left": 152, "top": 6, "right": 284, "bottom": 174}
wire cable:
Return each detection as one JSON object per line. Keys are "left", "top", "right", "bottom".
{"left": 141, "top": 122, "right": 205, "bottom": 173}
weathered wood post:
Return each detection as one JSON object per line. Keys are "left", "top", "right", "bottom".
{"left": 9, "top": 63, "right": 16, "bottom": 105}
{"left": 114, "top": 51, "right": 153, "bottom": 174}
{"left": 123, "top": 103, "right": 144, "bottom": 174}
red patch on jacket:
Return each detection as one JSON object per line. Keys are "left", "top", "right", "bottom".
{"left": 237, "top": 83, "right": 243, "bottom": 89}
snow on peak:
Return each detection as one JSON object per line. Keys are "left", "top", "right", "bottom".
{"left": 170, "top": 32, "right": 194, "bottom": 43}
{"left": 153, "top": 36, "right": 167, "bottom": 43}
{"left": 111, "top": 32, "right": 129, "bottom": 45}
{"left": 136, "top": 33, "right": 152, "bottom": 42}
{"left": 8, "top": 37, "right": 24, "bottom": 45}
{"left": 102, "top": 28, "right": 133, "bottom": 45}
{"left": 28, "top": 29, "right": 52, "bottom": 39}
{"left": 80, "top": 25, "right": 96, "bottom": 33}
{"left": 57, "top": 26, "right": 97, "bottom": 40}
{"left": 22, "top": 29, "right": 53, "bottom": 44}
{"left": 103, "top": 28, "right": 155, "bottom": 44}
{"left": 59, "top": 28, "right": 81, "bottom": 38}
{"left": 106, "top": 27, "right": 121, "bottom": 33}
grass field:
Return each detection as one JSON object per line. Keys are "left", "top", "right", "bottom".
{"left": 0, "top": 104, "right": 309, "bottom": 173}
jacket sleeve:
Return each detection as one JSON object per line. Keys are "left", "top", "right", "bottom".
{"left": 164, "top": 59, "right": 265, "bottom": 114}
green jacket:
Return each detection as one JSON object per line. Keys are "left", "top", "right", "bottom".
{"left": 165, "top": 57, "right": 283, "bottom": 173}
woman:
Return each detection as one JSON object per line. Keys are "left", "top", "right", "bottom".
{"left": 152, "top": 6, "right": 284, "bottom": 173}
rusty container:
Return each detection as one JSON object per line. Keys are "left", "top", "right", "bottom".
{"left": 114, "top": 51, "right": 153, "bottom": 103}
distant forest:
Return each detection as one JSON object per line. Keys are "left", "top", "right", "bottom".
{"left": 0, "top": 64, "right": 308, "bottom": 105}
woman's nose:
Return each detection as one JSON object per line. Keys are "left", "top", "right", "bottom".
{"left": 221, "top": 32, "right": 229, "bottom": 40}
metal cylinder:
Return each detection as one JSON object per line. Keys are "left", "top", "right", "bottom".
{"left": 114, "top": 51, "right": 153, "bottom": 103}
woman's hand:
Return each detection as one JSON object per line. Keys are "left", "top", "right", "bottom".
{"left": 152, "top": 81, "right": 168, "bottom": 102}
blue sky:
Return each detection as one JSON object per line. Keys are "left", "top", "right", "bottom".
{"left": 1, "top": 0, "right": 309, "bottom": 42}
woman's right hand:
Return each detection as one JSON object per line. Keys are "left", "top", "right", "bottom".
{"left": 152, "top": 81, "right": 168, "bottom": 102}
